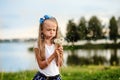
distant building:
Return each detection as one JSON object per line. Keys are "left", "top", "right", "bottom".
{"left": 102, "top": 27, "right": 110, "bottom": 39}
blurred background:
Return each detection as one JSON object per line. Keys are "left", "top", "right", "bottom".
{"left": 0, "top": 0, "right": 120, "bottom": 72}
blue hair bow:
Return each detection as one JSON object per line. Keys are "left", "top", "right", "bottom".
{"left": 39, "top": 15, "right": 52, "bottom": 24}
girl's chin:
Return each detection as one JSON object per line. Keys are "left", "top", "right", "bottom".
{"left": 46, "top": 36, "right": 54, "bottom": 39}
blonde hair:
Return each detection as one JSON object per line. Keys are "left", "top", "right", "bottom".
{"left": 37, "top": 18, "right": 59, "bottom": 60}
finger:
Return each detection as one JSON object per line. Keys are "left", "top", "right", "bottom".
{"left": 58, "top": 49, "right": 63, "bottom": 54}
{"left": 58, "top": 45, "right": 63, "bottom": 48}
{"left": 59, "top": 49, "right": 63, "bottom": 53}
{"left": 56, "top": 49, "right": 59, "bottom": 53}
{"left": 58, "top": 47, "right": 63, "bottom": 50}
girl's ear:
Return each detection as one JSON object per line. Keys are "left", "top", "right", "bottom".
{"left": 41, "top": 33, "right": 44, "bottom": 39}
{"left": 41, "top": 31, "right": 44, "bottom": 35}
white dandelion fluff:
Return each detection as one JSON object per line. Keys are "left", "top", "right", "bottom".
{"left": 54, "top": 37, "right": 64, "bottom": 45}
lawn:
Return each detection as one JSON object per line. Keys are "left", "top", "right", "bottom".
{"left": 0, "top": 65, "right": 120, "bottom": 80}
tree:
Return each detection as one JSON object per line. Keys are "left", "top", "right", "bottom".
{"left": 109, "top": 16, "right": 119, "bottom": 65}
{"left": 66, "top": 19, "right": 80, "bottom": 44}
{"left": 78, "top": 17, "right": 87, "bottom": 40}
{"left": 109, "top": 16, "right": 118, "bottom": 43}
{"left": 117, "top": 17, "right": 120, "bottom": 38}
{"left": 87, "top": 16, "right": 102, "bottom": 40}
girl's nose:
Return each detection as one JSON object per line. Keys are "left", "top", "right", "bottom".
{"left": 50, "top": 30, "right": 53, "bottom": 34}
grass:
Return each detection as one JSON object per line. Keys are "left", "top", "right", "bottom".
{"left": 0, "top": 65, "right": 120, "bottom": 80}
{"left": 60, "top": 65, "right": 120, "bottom": 80}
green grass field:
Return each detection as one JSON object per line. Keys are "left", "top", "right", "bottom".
{"left": 0, "top": 65, "right": 120, "bottom": 80}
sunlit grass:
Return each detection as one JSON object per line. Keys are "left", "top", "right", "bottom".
{"left": 60, "top": 65, "right": 120, "bottom": 80}
{"left": 0, "top": 65, "right": 120, "bottom": 80}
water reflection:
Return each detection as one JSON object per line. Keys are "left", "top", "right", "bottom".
{"left": 0, "top": 42, "right": 120, "bottom": 72}
{"left": 64, "top": 49, "right": 120, "bottom": 66}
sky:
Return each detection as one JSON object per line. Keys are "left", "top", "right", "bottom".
{"left": 0, "top": 0, "right": 120, "bottom": 39}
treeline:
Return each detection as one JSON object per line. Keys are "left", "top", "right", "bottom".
{"left": 65, "top": 16, "right": 120, "bottom": 43}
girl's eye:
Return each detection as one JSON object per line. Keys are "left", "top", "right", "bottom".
{"left": 53, "top": 29, "right": 56, "bottom": 31}
{"left": 47, "top": 29, "right": 51, "bottom": 31}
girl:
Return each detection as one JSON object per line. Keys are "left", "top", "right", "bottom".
{"left": 33, "top": 15, "right": 63, "bottom": 80}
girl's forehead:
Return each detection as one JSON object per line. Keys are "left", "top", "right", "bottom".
{"left": 44, "top": 20, "right": 57, "bottom": 28}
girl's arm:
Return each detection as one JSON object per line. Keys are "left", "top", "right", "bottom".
{"left": 57, "top": 51, "right": 63, "bottom": 67}
{"left": 34, "top": 48, "right": 57, "bottom": 69}
{"left": 56, "top": 45, "right": 64, "bottom": 67}
{"left": 59, "top": 53, "right": 63, "bottom": 66}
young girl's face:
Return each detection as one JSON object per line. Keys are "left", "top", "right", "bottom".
{"left": 42, "top": 19, "right": 57, "bottom": 39}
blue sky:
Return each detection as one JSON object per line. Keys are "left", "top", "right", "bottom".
{"left": 0, "top": 0, "right": 120, "bottom": 39}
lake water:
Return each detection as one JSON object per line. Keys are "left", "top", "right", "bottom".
{"left": 0, "top": 42, "right": 38, "bottom": 72}
{"left": 0, "top": 42, "right": 120, "bottom": 72}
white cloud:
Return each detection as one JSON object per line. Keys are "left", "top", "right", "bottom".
{"left": 1, "top": 24, "right": 39, "bottom": 39}
{"left": 0, "top": 0, "right": 120, "bottom": 39}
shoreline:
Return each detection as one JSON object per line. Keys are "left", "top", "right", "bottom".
{"left": 28, "top": 43, "right": 120, "bottom": 51}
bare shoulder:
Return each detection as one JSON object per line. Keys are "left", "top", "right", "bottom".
{"left": 34, "top": 47, "right": 39, "bottom": 51}
{"left": 34, "top": 48, "right": 39, "bottom": 54}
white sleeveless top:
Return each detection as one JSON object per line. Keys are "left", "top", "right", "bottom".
{"left": 34, "top": 42, "right": 59, "bottom": 76}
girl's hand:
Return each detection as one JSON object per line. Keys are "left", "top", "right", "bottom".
{"left": 54, "top": 37, "right": 64, "bottom": 55}
{"left": 53, "top": 48, "right": 60, "bottom": 57}
{"left": 57, "top": 45, "right": 63, "bottom": 54}
{"left": 54, "top": 45, "right": 63, "bottom": 56}
{"left": 55, "top": 45, "right": 63, "bottom": 67}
